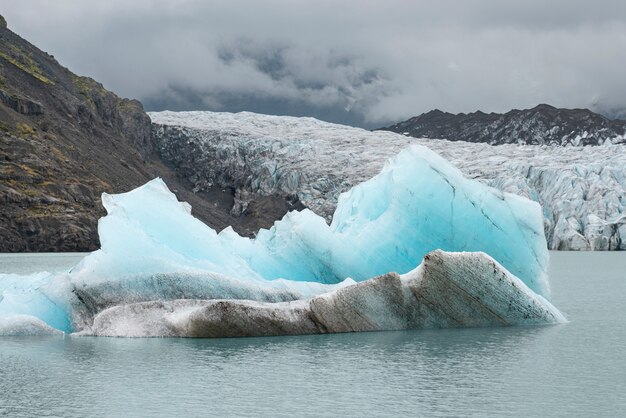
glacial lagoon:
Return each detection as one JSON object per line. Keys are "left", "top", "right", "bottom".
{"left": 1, "top": 251, "right": 625, "bottom": 417}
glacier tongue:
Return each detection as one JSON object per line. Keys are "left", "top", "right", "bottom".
{"left": 150, "top": 110, "right": 626, "bottom": 251}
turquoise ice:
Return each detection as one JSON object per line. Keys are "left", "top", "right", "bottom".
{"left": 0, "top": 272, "right": 72, "bottom": 333}
{"left": 84, "top": 144, "right": 548, "bottom": 295}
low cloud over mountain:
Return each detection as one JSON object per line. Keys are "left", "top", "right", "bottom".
{"left": 3, "top": 0, "right": 626, "bottom": 127}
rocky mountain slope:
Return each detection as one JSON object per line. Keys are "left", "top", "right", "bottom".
{"left": 151, "top": 111, "right": 626, "bottom": 251}
{"left": 381, "top": 105, "right": 626, "bottom": 146}
{"left": 0, "top": 16, "right": 278, "bottom": 252}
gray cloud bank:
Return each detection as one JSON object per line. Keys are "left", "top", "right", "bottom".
{"left": 2, "top": 0, "right": 626, "bottom": 127}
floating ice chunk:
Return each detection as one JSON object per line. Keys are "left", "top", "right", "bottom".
{"left": 0, "top": 315, "right": 63, "bottom": 336}
{"left": 1, "top": 144, "right": 556, "bottom": 335}
{"left": 74, "top": 179, "right": 265, "bottom": 282}
{"left": 0, "top": 272, "right": 73, "bottom": 333}
{"left": 328, "top": 146, "right": 550, "bottom": 296}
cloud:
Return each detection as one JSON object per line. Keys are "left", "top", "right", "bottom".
{"left": 1, "top": 0, "right": 625, "bottom": 127}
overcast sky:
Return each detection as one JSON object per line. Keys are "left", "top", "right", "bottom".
{"left": 2, "top": 0, "right": 626, "bottom": 127}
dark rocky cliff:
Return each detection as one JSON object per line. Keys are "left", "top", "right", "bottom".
{"left": 0, "top": 16, "right": 260, "bottom": 252}
{"left": 381, "top": 105, "right": 626, "bottom": 146}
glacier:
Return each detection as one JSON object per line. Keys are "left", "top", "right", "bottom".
{"left": 0, "top": 143, "right": 564, "bottom": 337}
{"left": 150, "top": 110, "right": 626, "bottom": 250}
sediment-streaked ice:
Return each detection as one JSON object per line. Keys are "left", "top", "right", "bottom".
{"left": 81, "top": 251, "right": 565, "bottom": 338}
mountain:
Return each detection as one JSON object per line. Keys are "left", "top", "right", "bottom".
{"left": 0, "top": 16, "right": 282, "bottom": 252}
{"left": 380, "top": 104, "right": 626, "bottom": 145}
{"left": 151, "top": 110, "right": 626, "bottom": 251}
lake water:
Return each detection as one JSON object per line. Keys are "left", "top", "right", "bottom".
{"left": 0, "top": 252, "right": 625, "bottom": 417}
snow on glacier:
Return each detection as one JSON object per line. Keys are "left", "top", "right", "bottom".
{"left": 0, "top": 139, "right": 557, "bottom": 334}
{"left": 150, "top": 110, "right": 626, "bottom": 250}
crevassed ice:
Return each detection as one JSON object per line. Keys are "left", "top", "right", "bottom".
{"left": 150, "top": 110, "right": 626, "bottom": 251}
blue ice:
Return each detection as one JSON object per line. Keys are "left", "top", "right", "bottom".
{"left": 0, "top": 144, "right": 550, "bottom": 333}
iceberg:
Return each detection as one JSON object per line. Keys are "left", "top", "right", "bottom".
{"left": 0, "top": 145, "right": 563, "bottom": 337}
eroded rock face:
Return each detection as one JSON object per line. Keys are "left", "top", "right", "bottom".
{"left": 0, "top": 21, "right": 152, "bottom": 252}
{"left": 0, "top": 90, "right": 43, "bottom": 115}
{"left": 81, "top": 251, "right": 565, "bottom": 338}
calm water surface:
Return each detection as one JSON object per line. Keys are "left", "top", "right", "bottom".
{"left": 0, "top": 252, "right": 625, "bottom": 417}
{"left": 0, "top": 252, "right": 87, "bottom": 275}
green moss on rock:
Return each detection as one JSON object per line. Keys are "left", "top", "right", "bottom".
{"left": 0, "top": 48, "right": 54, "bottom": 85}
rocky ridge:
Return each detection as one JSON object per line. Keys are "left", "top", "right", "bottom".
{"left": 381, "top": 105, "right": 626, "bottom": 146}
